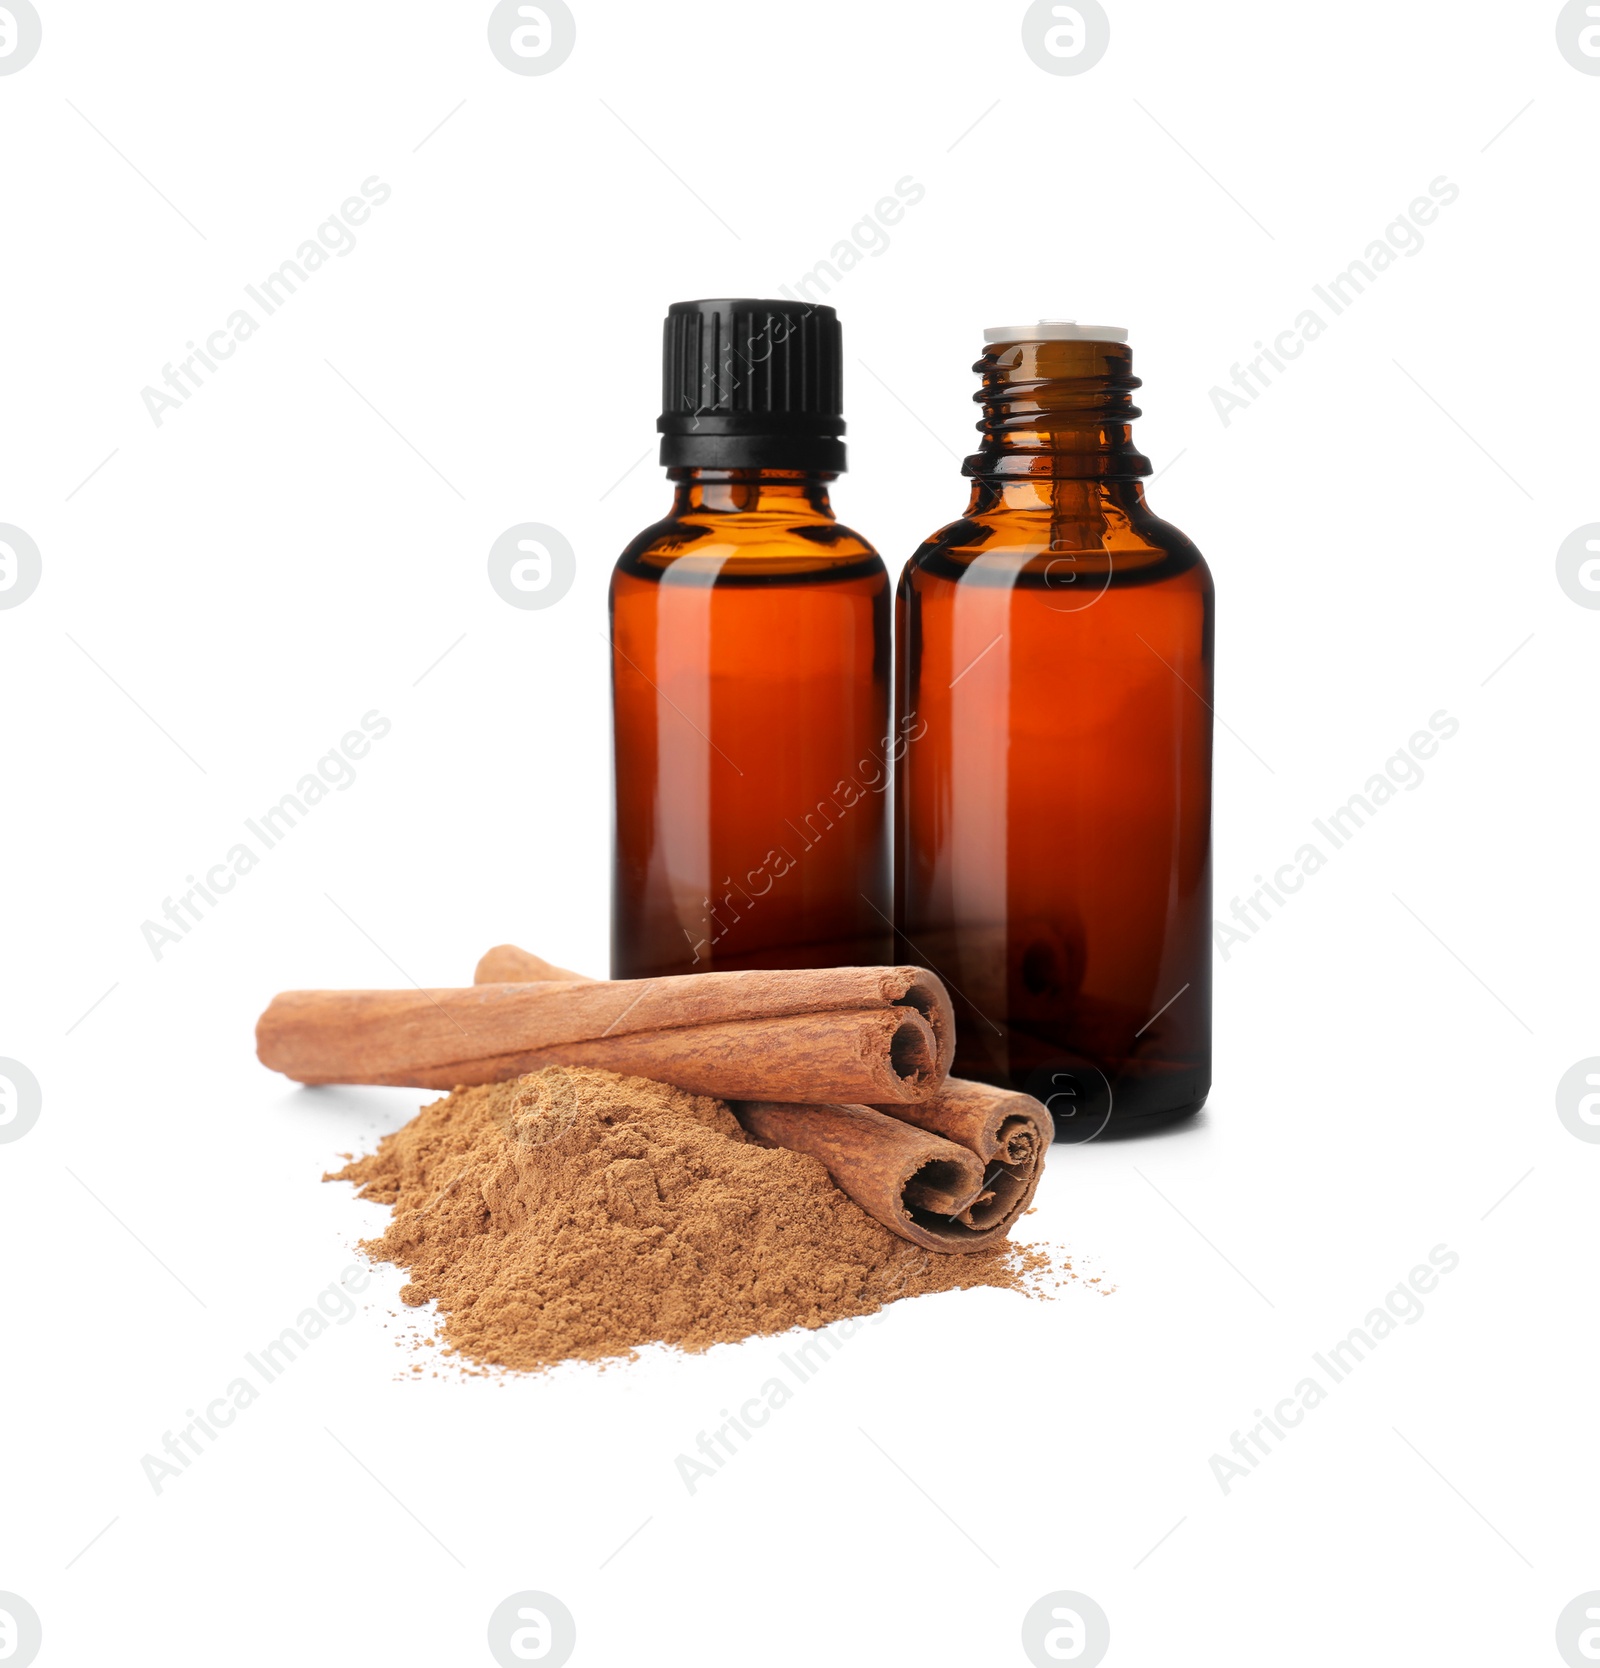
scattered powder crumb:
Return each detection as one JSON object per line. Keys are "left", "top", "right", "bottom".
{"left": 327, "top": 1066, "right": 1063, "bottom": 1374}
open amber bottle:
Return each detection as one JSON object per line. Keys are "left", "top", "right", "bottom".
{"left": 611, "top": 299, "right": 891, "bottom": 979}
{"left": 894, "top": 323, "right": 1213, "bottom": 1137}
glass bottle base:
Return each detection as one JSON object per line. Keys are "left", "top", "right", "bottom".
{"left": 1059, "top": 1095, "right": 1207, "bottom": 1143}
{"left": 1014, "top": 1057, "right": 1210, "bottom": 1144}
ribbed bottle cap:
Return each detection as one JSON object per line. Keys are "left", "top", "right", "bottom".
{"left": 983, "top": 319, "right": 1128, "bottom": 344}
{"left": 659, "top": 298, "right": 846, "bottom": 471}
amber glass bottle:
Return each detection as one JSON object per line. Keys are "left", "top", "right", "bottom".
{"left": 611, "top": 299, "right": 891, "bottom": 979}
{"left": 895, "top": 322, "right": 1213, "bottom": 1137}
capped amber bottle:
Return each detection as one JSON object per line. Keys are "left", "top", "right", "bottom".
{"left": 611, "top": 299, "right": 891, "bottom": 979}
{"left": 894, "top": 323, "right": 1213, "bottom": 1137}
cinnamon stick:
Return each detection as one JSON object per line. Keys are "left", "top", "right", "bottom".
{"left": 256, "top": 966, "right": 953, "bottom": 1104}
{"left": 465, "top": 943, "right": 1050, "bottom": 1251}
{"left": 475, "top": 944, "right": 590, "bottom": 984}
{"left": 869, "top": 1077, "right": 1052, "bottom": 1178}
{"left": 735, "top": 1078, "right": 1050, "bottom": 1253}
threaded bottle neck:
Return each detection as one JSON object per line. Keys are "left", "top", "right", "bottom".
{"left": 963, "top": 339, "right": 1151, "bottom": 481}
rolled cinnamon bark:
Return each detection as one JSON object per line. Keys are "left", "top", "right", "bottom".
{"left": 870, "top": 1077, "right": 1051, "bottom": 1178}
{"left": 475, "top": 944, "right": 590, "bottom": 984}
{"left": 735, "top": 1077, "right": 1050, "bottom": 1254}
{"left": 463, "top": 944, "right": 1049, "bottom": 1250}
{"left": 256, "top": 966, "right": 953, "bottom": 1104}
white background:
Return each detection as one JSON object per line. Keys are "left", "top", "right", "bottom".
{"left": 3, "top": 2, "right": 1596, "bottom": 1664}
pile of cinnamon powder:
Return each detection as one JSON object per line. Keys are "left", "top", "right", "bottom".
{"left": 327, "top": 1066, "right": 1051, "bottom": 1373}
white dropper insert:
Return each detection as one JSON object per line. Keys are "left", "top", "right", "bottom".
{"left": 982, "top": 319, "right": 1128, "bottom": 344}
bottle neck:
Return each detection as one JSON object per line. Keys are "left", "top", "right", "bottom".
{"left": 962, "top": 476, "right": 1148, "bottom": 518}
{"left": 666, "top": 467, "right": 837, "bottom": 517}
{"left": 963, "top": 339, "right": 1151, "bottom": 483}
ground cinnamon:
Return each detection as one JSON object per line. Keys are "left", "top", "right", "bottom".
{"left": 464, "top": 943, "right": 1052, "bottom": 1252}
{"left": 326, "top": 1066, "right": 1053, "bottom": 1373}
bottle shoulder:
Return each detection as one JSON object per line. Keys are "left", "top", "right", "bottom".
{"left": 904, "top": 501, "right": 1211, "bottom": 593}
{"left": 616, "top": 513, "right": 886, "bottom": 585}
